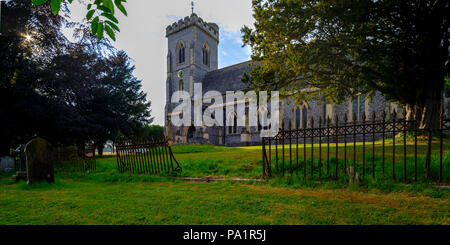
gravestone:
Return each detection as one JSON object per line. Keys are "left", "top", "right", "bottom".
{"left": 24, "top": 137, "right": 54, "bottom": 184}
{"left": 346, "top": 166, "right": 361, "bottom": 184}
{"left": 0, "top": 156, "right": 15, "bottom": 172}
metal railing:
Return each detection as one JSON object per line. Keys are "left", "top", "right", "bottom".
{"left": 53, "top": 146, "right": 97, "bottom": 172}
{"left": 262, "top": 111, "right": 450, "bottom": 183}
{"left": 115, "top": 137, "right": 182, "bottom": 175}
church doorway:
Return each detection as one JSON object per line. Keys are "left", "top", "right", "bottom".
{"left": 187, "top": 125, "right": 196, "bottom": 143}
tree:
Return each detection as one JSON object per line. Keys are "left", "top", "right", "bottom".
{"left": 91, "top": 51, "right": 152, "bottom": 155}
{"left": 242, "top": 0, "right": 449, "bottom": 129}
{"left": 132, "top": 125, "right": 164, "bottom": 141}
{"left": 31, "top": 0, "right": 128, "bottom": 41}
{"left": 0, "top": 0, "right": 151, "bottom": 156}
{"left": 0, "top": 0, "right": 70, "bottom": 155}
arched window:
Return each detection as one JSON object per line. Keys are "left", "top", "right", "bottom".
{"left": 178, "top": 79, "right": 184, "bottom": 96}
{"left": 295, "top": 107, "right": 301, "bottom": 129}
{"left": 227, "top": 112, "right": 238, "bottom": 134}
{"left": 177, "top": 41, "right": 185, "bottom": 64}
{"left": 294, "top": 103, "right": 308, "bottom": 129}
{"left": 258, "top": 106, "right": 270, "bottom": 131}
{"left": 167, "top": 51, "right": 172, "bottom": 73}
{"left": 302, "top": 105, "right": 308, "bottom": 128}
{"left": 233, "top": 115, "right": 237, "bottom": 134}
{"left": 352, "top": 95, "right": 366, "bottom": 121}
{"left": 202, "top": 43, "right": 210, "bottom": 66}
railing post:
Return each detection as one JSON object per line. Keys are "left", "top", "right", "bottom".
{"left": 439, "top": 104, "right": 444, "bottom": 183}
{"left": 296, "top": 125, "right": 299, "bottom": 176}
{"left": 344, "top": 114, "right": 348, "bottom": 171}
{"left": 262, "top": 138, "right": 266, "bottom": 179}
{"left": 319, "top": 117, "right": 322, "bottom": 180}
{"left": 392, "top": 110, "right": 397, "bottom": 181}
{"left": 327, "top": 116, "right": 330, "bottom": 176}
{"left": 382, "top": 111, "right": 386, "bottom": 175}
{"left": 282, "top": 123, "right": 285, "bottom": 177}
{"left": 353, "top": 113, "right": 357, "bottom": 181}
{"left": 115, "top": 143, "right": 121, "bottom": 173}
{"left": 372, "top": 112, "right": 376, "bottom": 179}
{"left": 414, "top": 112, "right": 418, "bottom": 182}
{"left": 268, "top": 138, "right": 272, "bottom": 177}
{"left": 335, "top": 115, "right": 339, "bottom": 180}
{"left": 362, "top": 113, "right": 366, "bottom": 180}
{"left": 289, "top": 123, "right": 293, "bottom": 175}
{"left": 311, "top": 117, "right": 315, "bottom": 179}
{"left": 275, "top": 136, "right": 278, "bottom": 174}
{"left": 303, "top": 119, "right": 307, "bottom": 180}
{"left": 403, "top": 110, "right": 407, "bottom": 182}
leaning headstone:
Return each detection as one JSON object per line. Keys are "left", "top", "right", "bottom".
{"left": 24, "top": 137, "right": 54, "bottom": 184}
{"left": 346, "top": 166, "right": 360, "bottom": 184}
{"left": 0, "top": 156, "right": 15, "bottom": 172}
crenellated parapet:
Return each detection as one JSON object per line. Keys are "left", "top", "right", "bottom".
{"left": 166, "top": 13, "right": 219, "bottom": 42}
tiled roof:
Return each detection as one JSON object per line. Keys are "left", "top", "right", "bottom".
{"left": 202, "top": 61, "right": 253, "bottom": 94}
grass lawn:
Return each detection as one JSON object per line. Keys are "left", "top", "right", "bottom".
{"left": 0, "top": 143, "right": 449, "bottom": 225}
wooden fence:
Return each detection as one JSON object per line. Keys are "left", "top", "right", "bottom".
{"left": 262, "top": 111, "right": 450, "bottom": 183}
{"left": 115, "top": 137, "right": 182, "bottom": 175}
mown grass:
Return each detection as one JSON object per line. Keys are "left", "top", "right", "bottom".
{"left": 1, "top": 179, "right": 449, "bottom": 225}
{"left": 0, "top": 143, "right": 449, "bottom": 225}
{"left": 91, "top": 143, "right": 450, "bottom": 192}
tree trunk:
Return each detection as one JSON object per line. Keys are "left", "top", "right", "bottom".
{"left": 97, "top": 144, "right": 104, "bottom": 156}
{"left": 404, "top": 93, "right": 442, "bottom": 130}
{"left": 404, "top": 104, "right": 423, "bottom": 128}
{"left": 419, "top": 87, "right": 443, "bottom": 130}
{"left": 76, "top": 138, "right": 85, "bottom": 157}
{"left": 405, "top": 87, "right": 444, "bottom": 180}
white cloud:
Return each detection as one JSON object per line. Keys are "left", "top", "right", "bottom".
{"left": 65, "top": 0, "right": 255, "bottom": 126}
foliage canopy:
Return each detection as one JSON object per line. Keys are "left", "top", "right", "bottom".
{"left": 242, "top": 0, "right": 449, "bottom": 128}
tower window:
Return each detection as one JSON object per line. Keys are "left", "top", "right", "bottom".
{"left": 178, "top": 79, "right": 184, "bottom": 96}
{"left": 202, "top": 43, "right": 210, "bottom": 66}
{"left": 177, "top": 41, "right": 185, "bottom": 64}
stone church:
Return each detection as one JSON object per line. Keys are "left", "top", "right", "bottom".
{"left": 164, "top": 13, "right": 448, "bottom": 146}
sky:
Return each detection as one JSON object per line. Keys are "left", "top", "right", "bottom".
{"left": 64, "top": 0, "right": 255, "bottom": 126}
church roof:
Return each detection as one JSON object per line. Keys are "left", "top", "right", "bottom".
{"left": 202, "top": 61, "right": 253, "bottom": 94}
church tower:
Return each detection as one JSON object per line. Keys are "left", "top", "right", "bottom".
{"left": 164, "top": 13, "right": 219, "bottom": 142}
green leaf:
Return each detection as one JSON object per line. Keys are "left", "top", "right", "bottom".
{"left": 105, "top": 20, "right": 120, "bottom": 32}
{"left": 87, "top": 4, "right": 93, "bottom": 10}
{"left": 97, "top": 5, "right": 112, "bottom": 13}
{"left": 97, "top": 22, "right": 104, "bottom": 41}
{"left": 101, "top": 12, "right": 119, "bottom": 24}
{"left": 50, "top": 0, "right": 61, "bottom": 15}
{"left": 86, "top": 9, "right": 96, "bottom": 20}
{"left": 91, "top": 16, "right": 99, "bottom": 35}
{"left": 102, "top": 0, "right": 115, "bottom": 14}
{"left": 105, "top": 24, "right": 116, "bottom": 41}
{"left": 31, "top": 0, "right": 49, "bottom": 5}
{"left": 115, "top": 0, "right": 128, "bottom": 16}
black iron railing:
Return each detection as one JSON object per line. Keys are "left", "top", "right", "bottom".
{"left": 115, "top": 137, "right": 182, "bottom": 175}
{"left": 53, "top": 146, "right": 96, "bottom": 172}
{"left": 262, "top": 111, "right": 450, "bottom": 183}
